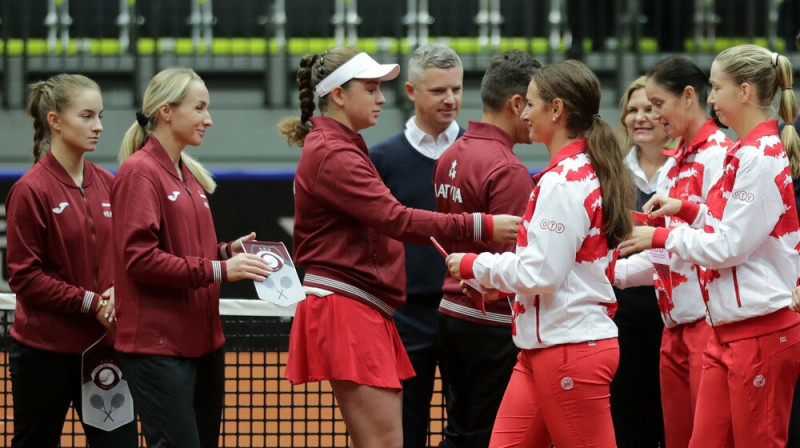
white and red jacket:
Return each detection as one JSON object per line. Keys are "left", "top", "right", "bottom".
{"left": 652, "top": 120, "right": 800, "bottom": 342}
{"left": 6, "top": 150, "right": 113, "bottom": 354}
{"left": 112, "top": 136, "right": 231, "bottom": 358}
{"left": 458, "top": 139, "right": 617, "bottom": 350}
{"left": 616, "top": 119, "right": 730, "bottom": 328}
{"left": 434, "top": 121, "right": 534, "bottom": 327}
{"left": 294, "top": 116, "right": 490, "bottom": 318}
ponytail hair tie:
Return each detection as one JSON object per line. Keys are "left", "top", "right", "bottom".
{"left": 783, "top": 87, "right": 793, "bottom": 91}
{"left": 592, "top": 114, "right": 602, "bottom": 121}
{"left": 772, "top": 52, "right": 779, "bottom": 67}
{"left": 136, "top": 111, "right": 148, "bottom": 128}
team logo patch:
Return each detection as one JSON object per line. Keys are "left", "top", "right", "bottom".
{"left": 91, "top": 363, "right": 123, "bottom": 391}
{"left": 449, "top": 160, "right": 458, "bottom": 179}
{"left": 540, "top": 219, "right": 565, "bottom": 233}
{"left": 560, "top": 376, "right": 574, "bottom": 390}
{"left": 167, "top": 191, "right": 181, "bottom": 201}
{"left": 753, "top": 375, "right": 766, "bottom": 387}
{"left": 101, "top": 201, "right": 112, "bottom": 218}
{"left": 731, "top": 189, "right": 754, "bottom": 202}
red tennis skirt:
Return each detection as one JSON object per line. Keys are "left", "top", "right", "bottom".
{"left": 285, "top": 293, "right": 415, "bottom": 390}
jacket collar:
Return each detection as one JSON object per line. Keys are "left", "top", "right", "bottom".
{"left": 142, "top": 135, "right": 191, "bottom": 182}
{"left": 465, "top": 120, "right": 516, "bottom": 150}
{"left": 39, "top": 149, "right": 93, "bottom": 188}
{"left": 309, "top": 116, "right": 369, "bottom": 153}
{"left": 662, "top": 118, "right": 720, "bottom": 162}
{"left": 739, "top": 119, "right": 779, "bottom": 149}
{"left": 533, "top": 138, "right": 587, "bottom": 183}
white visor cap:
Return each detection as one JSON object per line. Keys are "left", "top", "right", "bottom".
{"left": 315, "top": 52, "right": 400, "bottom": 97}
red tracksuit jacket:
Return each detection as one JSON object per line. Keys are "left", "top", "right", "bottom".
{"left": 112, "top": 136, "right": 229, "bottom": 357}
{"left": 7, "top": 150, "right": 113, "bottom": 354}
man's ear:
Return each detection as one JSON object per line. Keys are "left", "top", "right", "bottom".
{"left": 405, "top": 81, "right": 416, "bottom": 102}
{"left": 509, "top": 94, "right": 525, "bottom": 116}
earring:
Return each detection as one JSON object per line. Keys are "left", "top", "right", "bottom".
{"left": 552, "top": 116, "right": 556, "bottom": 122}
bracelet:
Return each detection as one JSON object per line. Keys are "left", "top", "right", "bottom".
{"left": 97, "top": 298, "right": 109, "bottom": 312}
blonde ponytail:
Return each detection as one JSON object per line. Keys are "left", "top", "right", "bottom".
{"left": 181, "top": 152, "right": 216, "bottom": 193}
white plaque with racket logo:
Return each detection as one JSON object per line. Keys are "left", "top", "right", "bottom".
{"left": 242, "top": 241, "right": 305, "bottom": 306}
{"left": 81, "top": 335, "right": 135, "bottom": 431}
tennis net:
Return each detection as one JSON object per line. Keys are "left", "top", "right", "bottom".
{"left": 0, "top": 294, "right": 446, "bottom": 447}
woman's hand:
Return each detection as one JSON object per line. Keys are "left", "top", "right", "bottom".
{"left": 791, "top": 286, "right": 800, "bottom": 313}
{"left": 231, "top": 232, "right": 258, "bottom": 255}
{"left": 618, "top": 226, "right": 657, "bottom": 257}
{"left": 446, "top": 253, "right": 466, "bottom": 280}
{"left": 225, "top": 253, "right": 272, "bottom": 282}
{"left": 642, "top": 195, "right": 682, "bottom": 219}
{"left": 491, "top": 214, "right": 521, "bottom": 244}
{"left": 95, "top": 287, "right": 116, "bottom": 331}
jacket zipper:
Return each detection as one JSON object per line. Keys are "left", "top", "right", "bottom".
{"left": 79, "top": 186, "right": 101, "bottom": 294}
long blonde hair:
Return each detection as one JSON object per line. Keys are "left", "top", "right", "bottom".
{"left": 119, "top": 67, "right": 216, "bottom": 193}
{"left": 27, "top": 74, "right": 100, "bottom": 162}
{"left": 715, "top": 44, "right": 800, "bottom": 177}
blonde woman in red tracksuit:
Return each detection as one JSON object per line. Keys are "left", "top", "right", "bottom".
{"left": 277, "top": 46, "right": 520, "bottom": 448}
{"left": 446, "top": 60, "right": 635, "bottom": 447}
{"left": 6, "top": 74, "right": 137, "bottom": 447}
{"left": 111, "top": 67, "right": 271, "bottom": 448}
{"left": 614, "top": 56, "right": 731, "bottom": 448}
{"left": 621, "top": 45, "right": 800, "bottom": 447}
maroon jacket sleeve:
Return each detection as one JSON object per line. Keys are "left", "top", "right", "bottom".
{"left": 313, "top": 146, "right": 488, "bottom": 244}
{"left": 112, "top": 170, "right": 224, "bottom": 289}
{"left": 6, "top": 182, "right": 99, "bottom": 314}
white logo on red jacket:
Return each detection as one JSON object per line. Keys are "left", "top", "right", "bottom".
{"left": 52, "top": 202, "right": 69, "bottom": 214}
{"left": 167, "top": 191, "right": 181, "bottom": 201}
{"left": 102, "top": 202, "right": 112, "bottom": 218}
{"left": 435, "top": 183, "right": 463, "bottom": 204}
{"left": 448, "top": 160, "right": 457, "bottom": 179}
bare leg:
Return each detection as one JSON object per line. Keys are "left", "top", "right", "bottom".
{"left": 330, "top": 380, "right": 403, "bottom": 448}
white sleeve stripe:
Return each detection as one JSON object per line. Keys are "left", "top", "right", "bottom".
{"left": 473, "top": 213, "right": 482, "bottom": 242}
{"left": 82, "top": 291, "right": 95, "bottom": 313}
{"left": 212, "top": 260, "right": 222, "bottom": 283}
